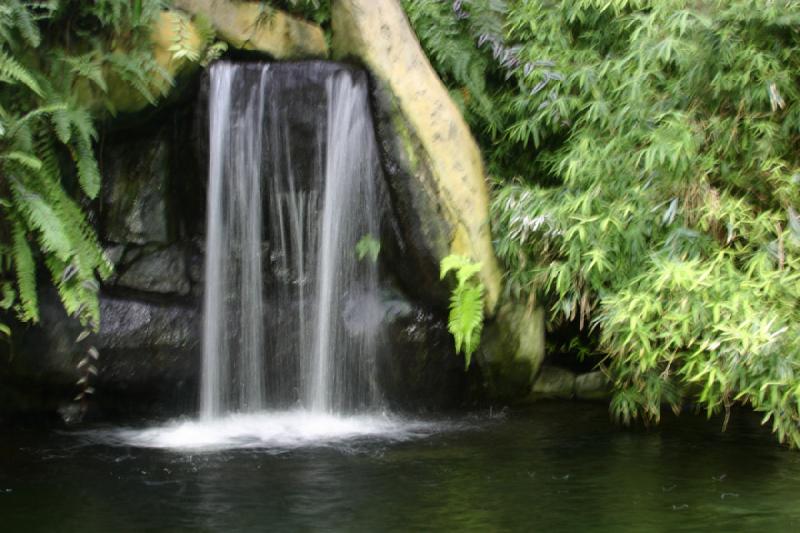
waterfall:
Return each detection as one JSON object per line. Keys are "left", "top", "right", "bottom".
{"left": 201, "top": 64, "right": 268, "bottom": 419}
{"left": 201, "top": 61, "right": 384, "bottom": 419}
{"left": 308, "top": 72, "right": 382, "bottom": 413}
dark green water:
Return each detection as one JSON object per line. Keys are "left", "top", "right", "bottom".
{"left": 1, "top": 403, "right": 798, "bottom": 532}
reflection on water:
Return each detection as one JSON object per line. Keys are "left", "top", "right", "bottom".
{"left": 1, "top": 404, "right": 798, "bottom": 532}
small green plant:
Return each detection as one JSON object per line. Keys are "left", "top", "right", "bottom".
{"left": 356, "top": 234, "right": 381, "bottom": 263}
{"left": 440, "top": 254, "right": 485, "bottom": 368}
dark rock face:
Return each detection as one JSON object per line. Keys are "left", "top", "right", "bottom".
{"left": 376, "top": 291, "right": 478, "bottom": 411}
{"left": 0, "top": 291, "right": 200, "bottom": 419}
{"left": 115, "top": 246, "right": 191, "bottom": 296}
{"left": 370, "top": 85, "right": 452, "bottom": 311}
{"left": 101, "top": 128, "right": 172, "bottom": 245}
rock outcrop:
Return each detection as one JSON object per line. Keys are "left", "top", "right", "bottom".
{"left": 0, "top": 291, "right": 200, "bottom": 418}
{"left": 331, "top": 0, "right": 502, "bottom": 314}
{"left": 174, "top": 0, "right": 328, "bottom": 59}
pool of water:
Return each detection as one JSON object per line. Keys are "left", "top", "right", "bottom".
{"left": 1, "top": 403, "right": 798, "bottom": 532}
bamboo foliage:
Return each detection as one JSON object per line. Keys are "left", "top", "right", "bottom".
{"left": 405, "top": 0, "right": 800, "bottom": 446}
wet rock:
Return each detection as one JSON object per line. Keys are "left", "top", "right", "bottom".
{"left": 1, "top": 290, "right": 200, "bottom": 418}
{"left": 175, "top": 0, "right": 328, "bottom": 59}
{"left": 103, "top": 244, "right": 126, "bottom": 268}
{"left": 115, "top": 246, "right": 191, "bottom": 296}
{"left": 101, "top": 128, "right": 172, "bottom": 245}
{"left": 575, "top": 370, "right": 611, "bottom": 401}
{"left": 57, "top": 403, "right": 84, "bottom": 426}
{"left": 531, "top": 366, "right": 576, "bottom": 400}
{"left": 377, "top": 291, "right": 476, "bottom": 411}
{"left": 96, "top": 296, "right": 198, "bottom": 351}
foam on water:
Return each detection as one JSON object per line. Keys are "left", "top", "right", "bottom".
{"left": 99, "top": 410, "right": 445, "bottom": 451}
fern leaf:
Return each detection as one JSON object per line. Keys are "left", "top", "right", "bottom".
{"left": 448, "top": 283, "right": 485, "bottom": 367}
{"left": 10, "top": 179, "right": 73, "bottom": 261}
{"left": 12, "top": 0, "right": 41, "bottom": 48}
{"left": 441, "top": 254, "right": 486, "bottom": 368}
{"left": 440, "top": 254, "right": 474, "bottom": 279}
{"left": 74, "top": 135, "right": 100, "bottom": 199}
{"left": 10, "top": 103, "right": 67, "bottom": 140}
{"left": 0, "top": 47, "right": 42, "bottom": 96}
{"left": 0, "top": 150, "right": 42, "bottom": 171}
{"left": 51, "top": 108, "right": 71, "bottom": 143}
{"left": 456, "top": 261, "right": 482, "bottom": 287}
{"left": 62, "top": 53, "right": 108, "bottom": 93}
{"left": 11, "top": 220, "right": 38, "bottom": 323}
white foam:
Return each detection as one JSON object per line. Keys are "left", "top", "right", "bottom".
{"left": 97, "top": 410, "right": 444, "bottom": 451}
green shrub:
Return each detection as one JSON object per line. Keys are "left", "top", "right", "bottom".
{"left": 407, "top": 0, "right": 800, "bottom": 446}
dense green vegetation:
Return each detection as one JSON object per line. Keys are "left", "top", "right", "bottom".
{"left": 404, "top": 0, "right": 800, "bottom": 446}
{"left": 0, "top": 0, "right": 173, "bottom": 337}
{"left": 2, "top": 0, "right": 798, "bottom": 447}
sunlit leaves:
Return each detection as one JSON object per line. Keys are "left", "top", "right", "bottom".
{"left": 441, "top": 255, "right": 485, "bottom": 368}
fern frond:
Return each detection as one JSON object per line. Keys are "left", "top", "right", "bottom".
{"left": 10, "top": 178, "right": 73, "bottom": 261}
{"left": 50, "top": 108, "right": 72, "bottom": 144}
{"left": 440, "top": 254, "right": 474, "bottom": 279}
{"left": 0, "top": 151, "right": 42, "bottom": 171}
{"left": 60, "top": 52, "right": 108, "bottom": 93}
{"left": 73, "top": 134, "right": 100, "bottom": 199}
{"left": 11, "top": 220, "right": 38, "bottom": 323}
{"left": 440, "top": 254, "right": 486, "bottom": 367}
{"left": 11, "top": 0, "right": 41, "bottom": 48}
{"left": 448, "top": 283, "right": 485, "bottom": 367}
{"left": 0, "top": 47, "right": 42, "bottom": 96}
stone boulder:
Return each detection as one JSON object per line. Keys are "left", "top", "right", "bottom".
{"left": 376, "top": 291, "right": 479, "bottom": 411}
{"left": 174, "top": 0, "right": 328, "bottom": 59}
{"left": 479, "top": 302, "right": 546, "bottom": 400}
{"left": 530, "top": 366, "right": 576, "bottom": 400}
{"left": 331, "top": 0, "right": 502, "bottom": 314}
{"left": 575, "top": 370, "right": 612, "bottom": 401}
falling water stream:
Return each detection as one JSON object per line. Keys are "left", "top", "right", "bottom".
{"left": 200, "top": 63, "right": 268, "bottom": 419}
{"left": 115, "top": 61, "right": 401, "bottom": 449}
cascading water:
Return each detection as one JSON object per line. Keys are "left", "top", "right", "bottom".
{"left": 105, "top": 61, "right": 445, "bottom": 450}
{"left": 307, "top": 72, "right": 382, "bottom": 413}
{"left": 201, "top": 64, "right": 268, "bottom": 419}
{"left": 201, "top": 60, "right": 383, "bottom": 421}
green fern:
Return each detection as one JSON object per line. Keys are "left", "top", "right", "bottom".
{"left": 11, "top": 219, "right": 37, "bottom": 323}
{"left": 0, "top": 0, "right": 165, "bottom": 333}
{"left": 440, "top": 254, "right": 485, "bottom": 368}
{"left": 0, "top": 48, "right": 42, "bottom": 96}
